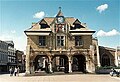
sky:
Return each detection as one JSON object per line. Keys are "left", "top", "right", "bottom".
{"left": 0, "top": 0, "right": 120, "bottom": 52}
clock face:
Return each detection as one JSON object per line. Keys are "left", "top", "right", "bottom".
{"left": 57, "top": 17, "right": 64, "bottom": 23}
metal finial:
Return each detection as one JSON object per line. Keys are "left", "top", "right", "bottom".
{"left": 59, "top": 7, "right": 61, "bottom": 11}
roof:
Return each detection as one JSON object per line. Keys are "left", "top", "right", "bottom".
{"left": 56, "top": 7, "right": 64, "bottom": 17}
{"left": 65, "top": 17, "right": 76, "bottom": 25}
{"left": 99, "top": 46, "right": 116, "bottom": 51}
{"left": 25, "top": 8, "right": 95, "bottom": 34}
{"left": 43, "top": 17, "right": 54, "bottom": 25}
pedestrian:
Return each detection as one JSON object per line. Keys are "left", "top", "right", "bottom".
{"left": 14, "top": 67, "right": 18, "bottom": 76}
{"left": 9, "top": 67, "right": 13, "bottom": 76}
{"left": 17, "top": 67, "right": 20, "bottom": 76}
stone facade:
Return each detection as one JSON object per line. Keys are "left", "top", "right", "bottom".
{"left": 24, "top": 8, "right": 118, "bottom": 74}
{"left": 0, "top": 40, "right": 8, "bottom": 73}
{"left": 6, "top": 41, "right": 16, "bottom": 71}
{"left": 0, "top": 40, "right": 25, "bottom": 73}
{"left": 16, "top": 50, "right": 25, "bottom": 72}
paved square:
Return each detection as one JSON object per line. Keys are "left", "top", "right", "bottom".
{"left": 0, "top": 73, "right": 120, "bottom": 82}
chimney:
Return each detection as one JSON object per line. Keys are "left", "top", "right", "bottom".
{"left": 32, "top": 22, "right": 36, "bottom": 26}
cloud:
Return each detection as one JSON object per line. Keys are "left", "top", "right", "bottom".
{"left": 11, "top": 30, "right": 16, "bottom": 34}
{"left": 97, "top": 29, "right": 120, "bottom": 37}
{"left": 33, "top": 11, "right": 45, "bottom": 19}
{"left": 96, "top": 4, "right": 108, "bottom": 13}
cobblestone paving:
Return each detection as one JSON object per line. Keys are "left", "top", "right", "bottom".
{"left": 0, "top": 73, "right": 120, "bottom": 82}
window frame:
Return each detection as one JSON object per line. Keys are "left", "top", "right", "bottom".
{"left": 75, "top": 36, "right": 83, "bottom": 47}
{"left": 57, "top": 36, "right": 64, "bottom": 47}
{"left": 39, "top": 36, "right": 46, "bottom": 47}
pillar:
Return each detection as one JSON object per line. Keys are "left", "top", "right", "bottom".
{"left": 25, "top": 45, "right": 30, "bottom": 74}
{"left": 48, "top": 56, "right": 53, "bottom": 73}
{"left": 115, "top": 48, "right": 118, "bottom": 66}
{"left": 96, "top": 42, "right": 101, "bottom": 67}
{"left": 89, "top": 45, "right": 95, "bottom": 73}
{"left": 42, "top": 57, "right": 46, "bottom": 68}
{"left": 68, "top": 56, "right": 72, "bottom": 73}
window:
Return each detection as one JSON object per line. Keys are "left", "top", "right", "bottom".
{"left": 39, "top": 36, "right": 46, "bottom": 46}
{"left": 60, "top": 58, "right": 64, "bottom": 66}
{"left": 57, "top": 36, "right": 64, "bottom": 46}
{"left": 75, "top": 36, "right": 83, "bottom": 46}
{"left": 41, "top": 24, "right": 49, "bottom": 29}
{"left": 101, "top": 54, "right": 110, "bottom": 66}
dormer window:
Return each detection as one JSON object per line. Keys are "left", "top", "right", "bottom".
{"left": 39, "top": 19, "right": 50, "bottom": 29}
{"left": 40, "top": 24, "right": 49, "bottom": 29}
{"left": 75, "top": 24, "right": 81, "bottom": 28}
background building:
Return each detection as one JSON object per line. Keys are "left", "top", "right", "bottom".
{"left": 0, "top": 40, "right": 25, "bottom": 73}
{"left": 0, "top": 40, "right": 8, "bottom": 73}
{"left": 16, "top": 50, "right": 25, "bottom": 72}
{"left": 6, "top": 41, "right": 16, "bottom": 72}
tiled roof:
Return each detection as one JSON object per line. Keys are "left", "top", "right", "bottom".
{"left": 25, "top": 17, "right": 94, "bottom": 32}
{"left": 43, "top": 17, "right": 54, "bottom": 25}
{"left": 65, "top": 17, "right": 76, "bottom": 25}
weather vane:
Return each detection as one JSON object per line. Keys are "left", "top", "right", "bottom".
{"left": 59, "top": 7, "right": 61, "bottom": 11}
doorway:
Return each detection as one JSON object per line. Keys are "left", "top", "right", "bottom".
{"left": 72, "top": 55, "right": 86, "bottom": 72}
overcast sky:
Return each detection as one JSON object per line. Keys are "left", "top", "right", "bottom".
{"left": 0, "top": 0, "right": 119, "bottom": 51}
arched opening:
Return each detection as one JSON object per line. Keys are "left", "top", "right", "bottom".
{"left": 101, "top": 54, "right": 110, "bottom": 67}
{"left": 52, "top": 55, "right": 68, "bottom": 73}
{"left": 72, "top": 55, "right": 86, "bottom": 72}
{"left": 33, "top": 55, "right": 49, "bottom": 73}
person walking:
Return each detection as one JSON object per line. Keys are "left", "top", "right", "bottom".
{"left": 17, "top": 67, "right": 20, "bottom": 76}
{"left": 9, "top": 67, "right": 13, "bottom": 76}
{"left": 14, "top": 67, "right": 18, "bottom": 76}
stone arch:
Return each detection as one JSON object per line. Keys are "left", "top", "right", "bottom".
{"left": 33, "top": 55, "right": 49, "bottom": 72}
{"left": 101, "top": 54, "right": 110, "bottom": 67}
{"left": 72, "top": 53, "right": 86, "bottom": 72}
{"left": 52, "top": 54, "right": 69, "bottom": 73}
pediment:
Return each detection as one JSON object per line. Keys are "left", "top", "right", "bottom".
{"left": 39, "top": 19, "right": 47, "bottom": 24}
{"left": 73, "top": 19, "right": 81, "bottom": 25}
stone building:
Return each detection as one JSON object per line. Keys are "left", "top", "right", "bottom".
{"left": 24, "top": 8, "right": 119, "bottom": 74}
{"left": 16, "top": 50, "right": 25, "bottom": 72}
{"left": 6, "top": 41, "right": 16, "bottom": 71}
{"left": 0, "top": 40, "right": 8, "bottom": 73}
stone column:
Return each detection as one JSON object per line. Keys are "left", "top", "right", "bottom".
{"left": 42, "top": 57, "right": 46, "bottom": 69}
{"left": 48, "top": 56, "right": 53, "bottom": 73}
{"left": 115, "top": 48, "right": 118, "bottom": 66}
{"left": 89, "top": 45, "right": 95, "bottom": 73}
{"left": 25, "top": 45, "right": 30, "bottom": 74}
{"left": 68, "top": 56, "right": 72, "bottom": 73}
{"left": 96, "top": 42, "right": 101, "bottom": 67}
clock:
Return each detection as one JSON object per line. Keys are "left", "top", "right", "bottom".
{"left": 57, "top": 17, "right": 64, "bottom": 23}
